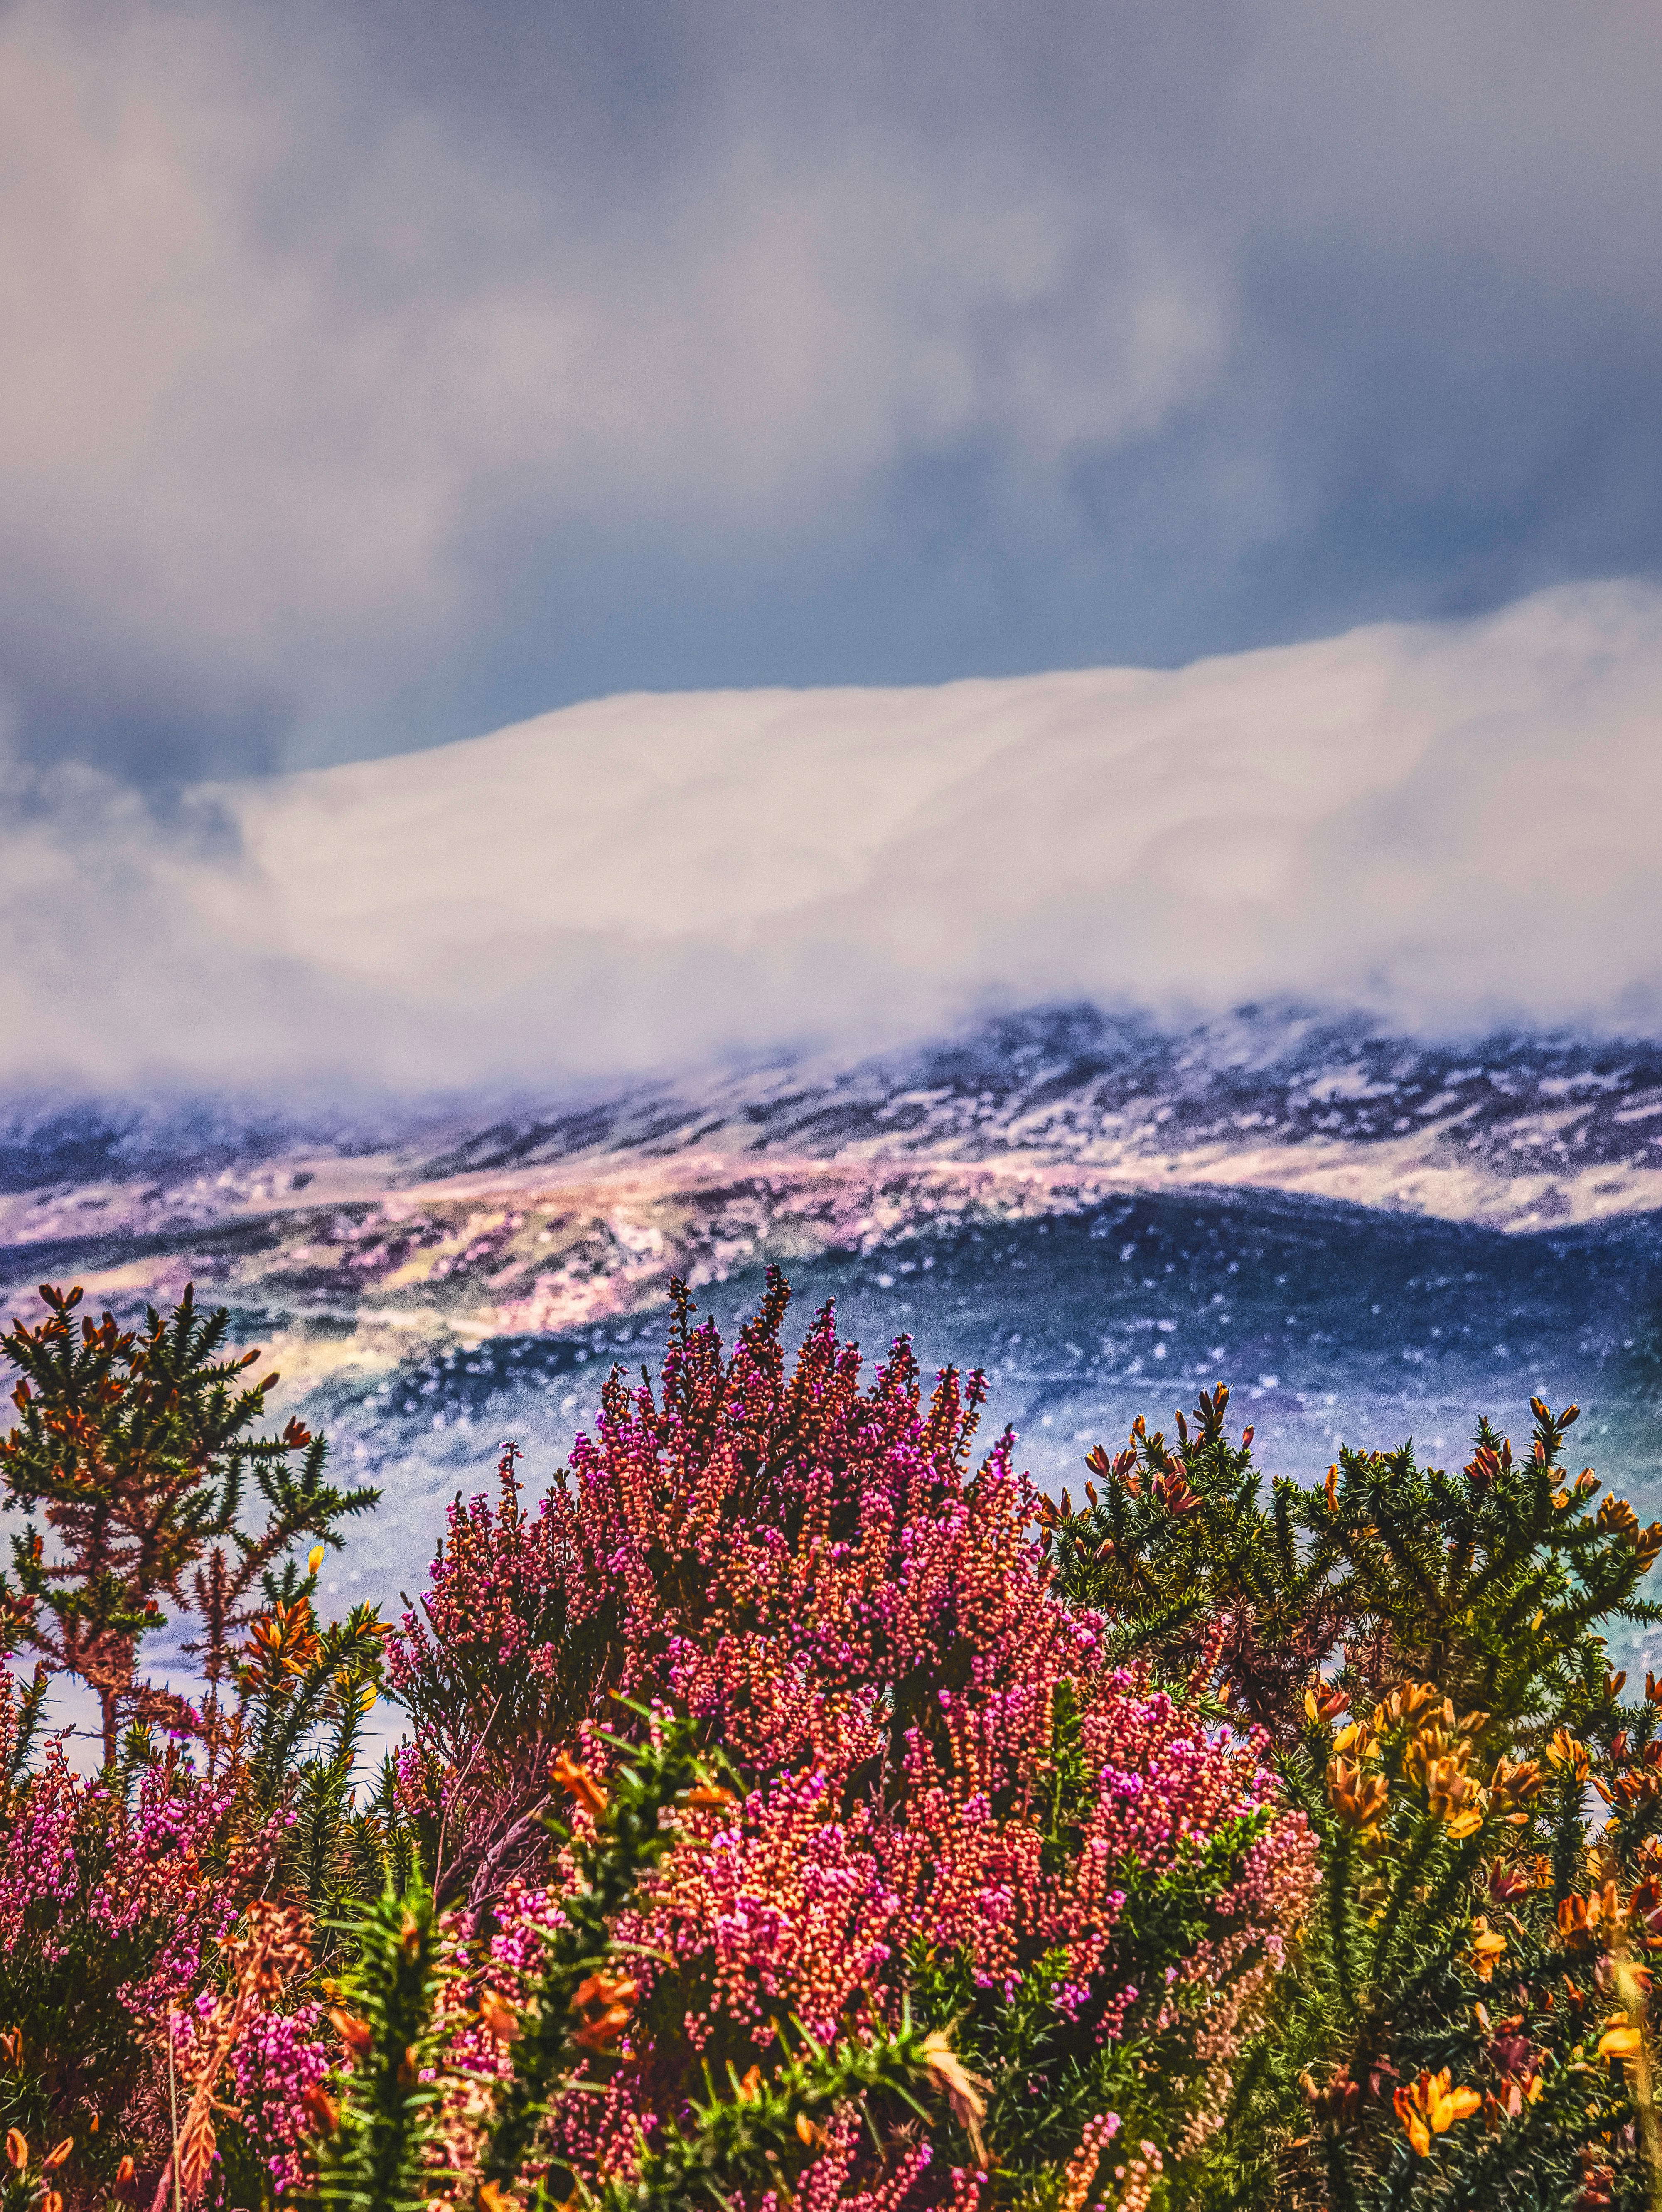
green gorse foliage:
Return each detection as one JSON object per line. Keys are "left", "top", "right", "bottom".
{"left": 1044, "top": 1388, "right": 1662, "bottom": 2210}
{"left": 312, "top": 1876, "right": 449, "bottom": 2212}
{"left": 0, "top": 1282, "right": 378, "bottom": 1765}
{"left": 1048, "top": 1387, "right": 1662, "bottom": 1750}
{"left": 590, "top": 2013, "right": 951, "bottom": 2212}
{"left": 480, "top": 1712, "right": 723, "bottom": 2194}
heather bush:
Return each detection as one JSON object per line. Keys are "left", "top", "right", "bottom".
{"left": 386, "top": 1274, "right": 1318, "bottom": 2208}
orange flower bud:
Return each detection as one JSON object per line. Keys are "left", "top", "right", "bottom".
{"left": 571, "top": 1971, "right": 638, "bottom": 2015}
{"left": 551, "top": 1752, "right": 609, "bottom": 1824}
{"left": 1598, "top": 2015, "right": 1643, "bottom": 2062}
{"left": 1468, "top": 1918, "right": 1507, "bottom": 1982}
{"left": 1393, "top": 2085, "right": 1430, "bottom": 2159}
{"left": 571, "top": 2004, "right": 632, "bottom": 2053}
{"left": 1304, "top": 1682, "right": 1350, "bottom": 1726}
{"left": 302, "top": 2083, "right": 340, "bottom": 2133}
{"left": 1559, "top": 1894, "right": 1593, "bottom": 1940}
{"left": 1599, "top": 1495, "right": 1642, "bottom": 1542}
{"left": 329, "top": 2009, "right": 374, "bottom": 2060}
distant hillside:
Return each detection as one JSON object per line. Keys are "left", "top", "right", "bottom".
{"left": 2, "top": 1004, "right": 1660, "bottom": 1406}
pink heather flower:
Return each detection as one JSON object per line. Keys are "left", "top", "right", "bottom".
{"left": 394, "top": 1277, "right": 1316, "bottom": 2202}
{"left": 228, "top": 2005, "right": 332, "bottom": 2192}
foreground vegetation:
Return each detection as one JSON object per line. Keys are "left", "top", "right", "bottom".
{"left": 0, "top": 1271, "right": 1659, "bottom": 2212}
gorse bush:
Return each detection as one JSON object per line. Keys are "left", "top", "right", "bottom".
{"left": 0, "top": 1270, "right": 1656, "bottom": 2212}
{"left": 0, "top": 1285, "right": 379, "bottom": 1765}
{"left": 1046, "top": 1388, "right": 1662, "bottom": 2210}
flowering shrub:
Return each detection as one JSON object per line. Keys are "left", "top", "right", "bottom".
{"left": 0, "top": 1653, "right": 396, "bottom": 2205}
{"left": 3, "top": 1271, "right": 1661, "bottom": 2212}
{"left": 1050, "top": 1387, "right": 1662, "bottom": 2208}
{"left": 0, "top": 1714, "right": 261, "bottom": 2199}
{"left": 387, "top": 1274, "right": 1318, "bottom": 2205}
{"left": 0, "top": 1285, "right": 378, "bottom": 1765}
{"left": 0, "top": 1281, "right": 393, "bottom": 2212}
{"left": 225, "top": 2005, "right": 332, "bottom": 2196}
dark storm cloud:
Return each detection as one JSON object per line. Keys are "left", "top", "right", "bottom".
{"left": 1, "top": 0, "right": 1660, "bottom": 783}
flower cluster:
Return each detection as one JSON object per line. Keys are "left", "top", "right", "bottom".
{"left": 26, "top": 1271, "right": 1662, "bottom": 2212}
{"left": 0, "top": 1676, "right": 315, "bottom": 2207}
{"left": 393, "top": 1274, "right": 1317, "bottom": 2203}
{"left": 0, "top": 1740, "right": 249, "bottom": 2026}
{"left": 226, "top": 2003, "right": 332, "bottom": 2193}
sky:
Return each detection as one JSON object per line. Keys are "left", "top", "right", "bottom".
{"left": 3, "top": 0, "right": 1662, "bottom": 795}
{"left": 4, "top": 1, "right": 1662, "bottom": 1099}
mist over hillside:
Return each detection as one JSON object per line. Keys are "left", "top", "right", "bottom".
{"left": 5, "top": 580, "right": 1662, "bottom": 1099}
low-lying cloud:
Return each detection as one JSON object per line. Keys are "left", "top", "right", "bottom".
{"left": 5, "top": 582, "right": 1659, "bottom": 1101}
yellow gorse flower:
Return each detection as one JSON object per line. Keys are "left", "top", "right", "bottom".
{"left": 1598, "top": 2010, "right": 1644, "bottom": 2062}
{"left": 1321, "top": 1680, "right": 1505, "bottom": 1840}
{"left": 1391, "top": 1689, "right": 1491, "bottom": 1835}
{"left": 1327, "top": 1755, "right": 1388, "bottom": 1833}
{"left": 1545, "top": 1730, "right": 1591, "bottom": 1783}
{"left": 1393, "top": 2069, "right": 1481, "bottom": 2157}
{"left": 1373, "top": 1682, "right": 1444, "bottom": 1734}
{"left": 1489, "top": 1757, "right": 1542, "bottom": 1826}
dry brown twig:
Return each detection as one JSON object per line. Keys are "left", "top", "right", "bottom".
{"left": 150, "top": 1900, "right": 312, "bottom": 2212}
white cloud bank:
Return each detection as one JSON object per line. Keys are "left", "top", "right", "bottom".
{"left": 4, "top": 580, "right": 1660, "bottom": 1099}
